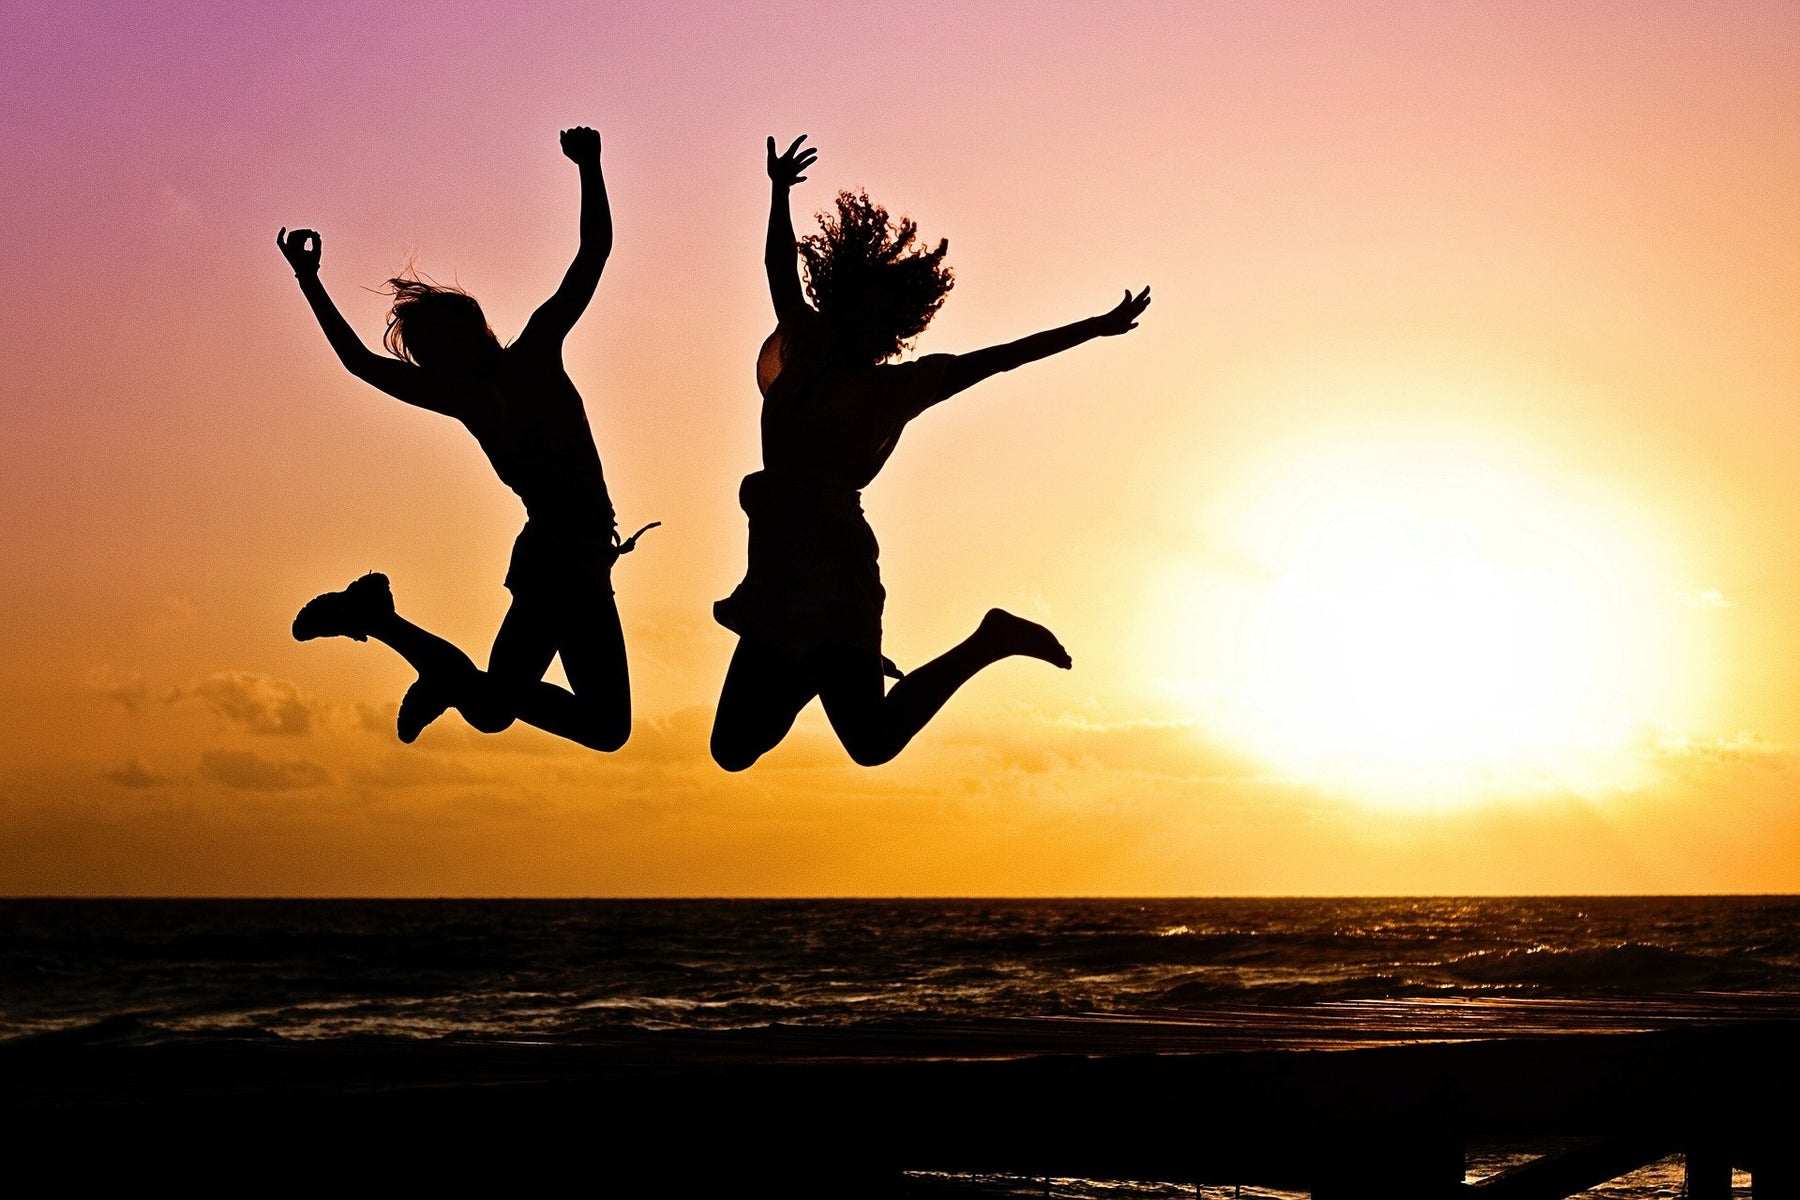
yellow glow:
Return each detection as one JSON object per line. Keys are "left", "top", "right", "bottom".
{"left": 1180, "top": 422, "right": 1697, "bottom": 810}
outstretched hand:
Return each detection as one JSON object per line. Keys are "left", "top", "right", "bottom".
{"left": 1093, "top": 286, "right": 1152, "bottom": 336}
{"left": 767, "top": 134, "right": 817, "bottom": 188}
{"left": 560, "top": 126, "right": 601, "bottom": 165}
{"left": 277, "top": 227, "right": 321, "bottom": 276}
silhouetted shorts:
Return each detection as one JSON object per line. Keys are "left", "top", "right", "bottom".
{"left": 714, "top": 471, "right": 883, "bottom": 658}
{"left": 504, "top": 520, "right": 618, "bottom": 601}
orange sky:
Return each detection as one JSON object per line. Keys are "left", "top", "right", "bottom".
{"left": 3, "top": 1, "right": 1797, "bottom": 895}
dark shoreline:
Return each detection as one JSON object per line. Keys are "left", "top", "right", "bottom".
{"left": 9, "top": 1007, "right": 1799, "bottom": 1195}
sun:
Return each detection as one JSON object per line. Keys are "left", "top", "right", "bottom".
{"left": 1169, "top": 424, "right": 1697, "bottom": 809}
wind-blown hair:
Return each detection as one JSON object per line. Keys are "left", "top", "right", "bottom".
{"left": 382, "top": 277, "right": 498, "bottom": 366}
{"left": 799, "top": 190, "right": 954, "bottom": 365}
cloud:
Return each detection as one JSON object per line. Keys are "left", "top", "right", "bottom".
{"left": 1652, "top": 732, "right": 1797, "bottom": 773}
{"left": 625, "top": 706, "right": 716, "bottom": 764}
{"left": 86, "top": 666, "right": 148, "bottom": 713}
{"left": 174, "top": 672, "right": 322, "bottom": 736}
{"left": 347, "top": 753, "right": 494, "bottom": 789}
{"left": 199, "top": 750, "right": 330, "bottom": 791}
{"left": 412, "top": 718, "right": 576, "bottom": 757}
{"left": 946, "top": 712, "right": 1270, "bottom": 783}
{"left": 102, "top": 759, "right": 169, "bottom": 789}
{"left": 1681, "top": 588, "right": 1736, "bottom": 610}
{"left": 356, "top": 701, "right": 400, "bottom": 737}
{"left": 356, "top": 698, "right": 577, "bottom": 757}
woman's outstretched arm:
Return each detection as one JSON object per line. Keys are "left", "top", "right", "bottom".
{"left": 765, "top": 134, "right": 817, "bottom": 318}
{"left": 520, "top": 126, "right": 613, "bottom": 348}
{"left": 928, "top": 287, "right": 1152, "bottom": 406}
{"left": 935, "top": 287, "right": 1151, "bottom": 403}
{"left": 276, "top": 227, "right": 434, "bottom": 406}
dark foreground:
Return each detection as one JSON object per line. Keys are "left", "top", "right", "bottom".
{"left": 8, "top": 1003, "right": 1798, "bottom": 1198}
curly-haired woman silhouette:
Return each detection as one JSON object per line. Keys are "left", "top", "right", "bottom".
{"left": 278, "top": 127, "right": 651, "bottom": 751}
{"left": 710, "top": 135, "right": 1150, "bottom": 770}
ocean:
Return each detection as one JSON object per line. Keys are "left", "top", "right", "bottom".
{"left": 5, "top": 895, "right": 1796, "bottom": 1196}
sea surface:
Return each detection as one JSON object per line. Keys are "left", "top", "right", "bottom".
{"left": 5, "top": 895, "right": 1796, "bottom": 1197}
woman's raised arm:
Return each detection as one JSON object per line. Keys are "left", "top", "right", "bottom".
{"left": 935, "top": 286, "right": 1151, "bottom": 403}
{"left": 277, "top": 227, "right": 432, "bottom": 406}
{"left": 519, "top": 126, "right": 613, "bottom": 348}
{"left": 764, "top": 134, "right": 817, "bottom": 319}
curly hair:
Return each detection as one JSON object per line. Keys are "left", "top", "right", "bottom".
{"left": 381, "top": 277, "right": 497, "bottom": 366}
{"left": 799, "top": 190, "right": 954, "bottom": 365}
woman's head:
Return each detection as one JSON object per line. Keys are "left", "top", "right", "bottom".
{"left": 383, "top": 278, "right": 499, "bottom": 369}
{"left": 800, "top": 191, "right": 953, "bottom": 366}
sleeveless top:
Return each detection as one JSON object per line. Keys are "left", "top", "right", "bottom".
{"left": 714, "top": 310, "right": 954, "bottom": 657}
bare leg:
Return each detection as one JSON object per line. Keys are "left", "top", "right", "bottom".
{"left": 819, "top": 609, "right": 1070, "bottom": 767}
{"left": 376, "top": 579, "right": 631, "bottom": 751}
{"left": 353, "top": 612, "right": 528, "bottom": 743}
{"left": 293, "top": 574, "right": 491, "bottom": 739}
{"left": 363, "top": 612, "right": 476, "bottom": 678}
{"left": 293, "top": 572, "right": 553, "bottom": 744}
{"left": 485, "top": 582, "right": 631, "bottom": 752}
{"left": 710, "top": 638, "right": 823, "bottom": 771}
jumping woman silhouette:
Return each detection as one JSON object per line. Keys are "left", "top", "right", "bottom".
{"left": 710, "top": 135, "right": 1150, "bottom": 771}
{"left": 278, "top": 126, "right": 651, "bottom": 751}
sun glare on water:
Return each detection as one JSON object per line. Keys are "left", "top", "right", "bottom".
{"left": 1178, "top": 426, "right": 1695, "bottom": 809}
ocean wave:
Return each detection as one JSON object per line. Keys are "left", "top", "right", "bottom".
{"left": 6, "top": 897, "right": 1800, "bottom": 1042}
{"left": 1441, "top": 943, "right": 1786, "bottom": 992}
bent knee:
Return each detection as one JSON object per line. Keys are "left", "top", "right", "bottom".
{"left": 577, "top": 719, "right": 631, "bottom": 754}
{"left": 711, "top": 748, "right": 761, "bottom": 773}
{"left": 461, "top": 704, "right": 516, "bottom": 735}
{"left": 455, "top": 688, "right": 516, "bottom": 734}
{"left": 710, "top": 733, "right": 764, "bottom": 773}
{"left": 842, "top": 737, "right": 901, "bottom": 769}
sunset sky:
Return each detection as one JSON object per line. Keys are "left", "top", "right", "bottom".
{"left": 4, "top": 0, "right": 1797, "bottom": 895}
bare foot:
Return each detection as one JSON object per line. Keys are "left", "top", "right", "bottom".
{"left": 977, "top": 608, "right": 1072, "bottom": 669}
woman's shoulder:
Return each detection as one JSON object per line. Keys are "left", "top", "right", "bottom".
{"left": 758, "top": 307, "right": 830, "bottom": 395}
{"left": 499, "top": 333, "right": 562, "bottom": 367}
{"left": 870, "top": 352, "right": 958, "bottom": 410}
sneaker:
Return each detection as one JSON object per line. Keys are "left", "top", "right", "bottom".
{"left": 396, "top": 675, "right": 454, "bottom": 744}
{"left": 292, "top": 572, "right": 394, "bottom": 642}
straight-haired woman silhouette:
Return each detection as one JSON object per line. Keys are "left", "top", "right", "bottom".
{"left": 278, "top": 126, "right": 651, "bottom": 751}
